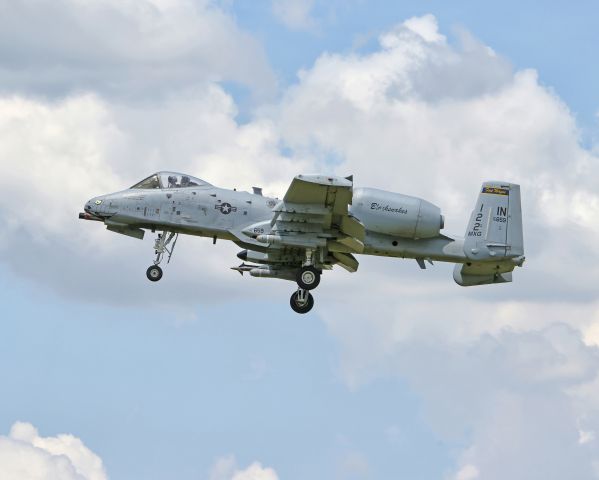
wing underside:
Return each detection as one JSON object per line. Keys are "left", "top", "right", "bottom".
{"left": 234, "top": 174, "right": 364, "bottom": 277}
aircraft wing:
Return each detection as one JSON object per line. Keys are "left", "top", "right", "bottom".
{"left": 268, "top": 174, "right": 364, "bottom": 272}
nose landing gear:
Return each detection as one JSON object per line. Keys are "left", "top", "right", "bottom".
{"left": 146, "top": 231, "right": 178, "bottom": 282}
{"left": 146, "top": 265, "right": 163, "bottom": 282}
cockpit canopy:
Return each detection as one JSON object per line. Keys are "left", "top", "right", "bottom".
{"left": 130, "top": 172, "right": 211, "bottom": 190}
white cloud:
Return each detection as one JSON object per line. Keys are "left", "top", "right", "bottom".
{"left": 0, "top": 87, "right": 310, "bottom": 311}
{"left": 0, "top": 422, "right": 107, "bottom": 480}
{"left": 2, "top": 11, "right": 599, "bottom": 478}
{"left": 454, "top": 464, "right": 479, "bottom": 480}
{"left": 274, "top": 13, "right": 599, "bottom": 311}
{"left": 579, "top": 429, "right": 595, "bottom": 445}
{"left": 0, "top": 94, "right": 123, "bottom": 243}
{"left": 267, "top": 14, "right": 599, "bottom": 478}
{"left": 271, "top": 0, "right": 317, "bottom": 32}
{"left": 382, "top": 14, "right": 446, "bottom": 45}
{"left": 231, "top": 463, "right": 278, "bottom": 480}
{"left": 209, "top": 455, "right": 278, "bottom": 480}
{"left": 0, "top": 0, "right": 276, "bottom": 98}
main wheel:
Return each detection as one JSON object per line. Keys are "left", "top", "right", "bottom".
{"left": 296, "top": 266, "right": 321, "bottom": 290}
{"left": 146, "top": 265, "right": 163, "bottom": 282}
{"left": 290, "top": 290, "right": 314, "bottom": 314}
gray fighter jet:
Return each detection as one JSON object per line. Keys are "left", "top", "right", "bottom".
{"left": 80, "top": 172, "right": 525, "bottom": 313}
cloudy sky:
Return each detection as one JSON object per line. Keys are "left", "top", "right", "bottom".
{"left": 2, "top": 1, "right": 599, "bottom": 479}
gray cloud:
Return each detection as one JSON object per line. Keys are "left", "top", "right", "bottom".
{"left": 0, "top": 0, "right": 277, "bottom": 99}
{"left": 322, "top": 301, "right": 599, "bottom": 479}
{"left": 270, "top": 15, "right": 599, "bottom": 476}
{"left": 0, "top": 89, "right": 308, "bottom": 314}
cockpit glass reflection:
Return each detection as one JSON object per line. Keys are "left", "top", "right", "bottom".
{"left": 159, "top": 173, "right": 204, "bottom": 189}
{"left": 130, "top": 174, "right": 160, "bottom": 189}
{"left": 130, "top": 172, "right": 210, "bottom": 189}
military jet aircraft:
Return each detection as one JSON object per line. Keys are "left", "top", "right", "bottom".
{"left": 80, "top": 172, "right": 525, "bottom": 313}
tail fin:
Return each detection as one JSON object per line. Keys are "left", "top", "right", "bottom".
{"left": 454, "top": 181, "right": 525, "bottom": 286}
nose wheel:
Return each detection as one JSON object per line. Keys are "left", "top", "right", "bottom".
{"left": 146, "top": 265, "right": 163, "bottom": 282}
{"left": 146, "top": 231, "right": 178, "bottom": 282}
{"left": 290, "top": 289, "right": 314, "bottom": 314}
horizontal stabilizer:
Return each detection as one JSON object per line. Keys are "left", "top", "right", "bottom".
{"left": 453, "top": 262, "right": 513, "bottom": 286}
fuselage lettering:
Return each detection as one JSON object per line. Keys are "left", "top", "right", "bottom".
{"left": 370, "top": 202, "right": 408, "bottom": 214}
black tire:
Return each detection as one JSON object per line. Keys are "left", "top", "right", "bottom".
{"left": 290, "top": 290, "right": 314, "bottom": 314}
{"left": 296, "top": 266, "right": 321, "bottom": 290}
{"left": 146, "top": 265, "right": 163, "bottom": 282}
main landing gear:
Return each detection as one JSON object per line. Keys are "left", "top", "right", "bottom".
{"left": 290, "top": 289, "right": 314, "bottom": 314}
{"left": 146, "top": 231, "right": 178, "bottom": 282}
{"left": 296, "top": 265, "right": 321, "bottom": 290}
{"left": 289, "top": 264, "right": 321, "bottom": 314}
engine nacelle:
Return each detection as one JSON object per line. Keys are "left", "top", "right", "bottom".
{"left": 350, "top": 187, "right": 444, "bottom": 239}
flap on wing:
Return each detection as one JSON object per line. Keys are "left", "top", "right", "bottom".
{"left": 332, "top": 252, "right": 359, "bottom": 273}
{"left": 335, "top": 234, "right": 364, "bottom": 253}
{"left": 340, "top": 215, "right": 365, "bottom": 242}
{"left": 283, "top": 175, "right": 353, "bottom": 215}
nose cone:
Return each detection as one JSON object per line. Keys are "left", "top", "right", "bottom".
{"left": 84, "top": 196, "right": 106, "bottom": 215}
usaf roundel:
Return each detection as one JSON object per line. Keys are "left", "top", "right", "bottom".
{"left": 215, "top": 202, "right": 237, "bottom": 215}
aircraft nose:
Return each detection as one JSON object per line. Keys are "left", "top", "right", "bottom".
{"left": 80, "top": 197, "right": 105, "bottom": 222}
{"left": 84, "top": 196, "right": 106, "bottom": 214}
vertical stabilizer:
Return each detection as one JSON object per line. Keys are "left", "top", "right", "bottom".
{"left": 463, "top": 181, "right": 524, "bottom": 261}
{"left": 454, "top": 181, "right": 524, "bottom": 286}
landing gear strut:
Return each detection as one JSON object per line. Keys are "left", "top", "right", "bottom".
{"left": 290, "top": 289, "right": 314, "bottom": 314}
{"left": 290, "top": 250, "right": 321, "bottom": 312}
{"left": 146, "top": 231, "right": 178, "bottom": 282}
